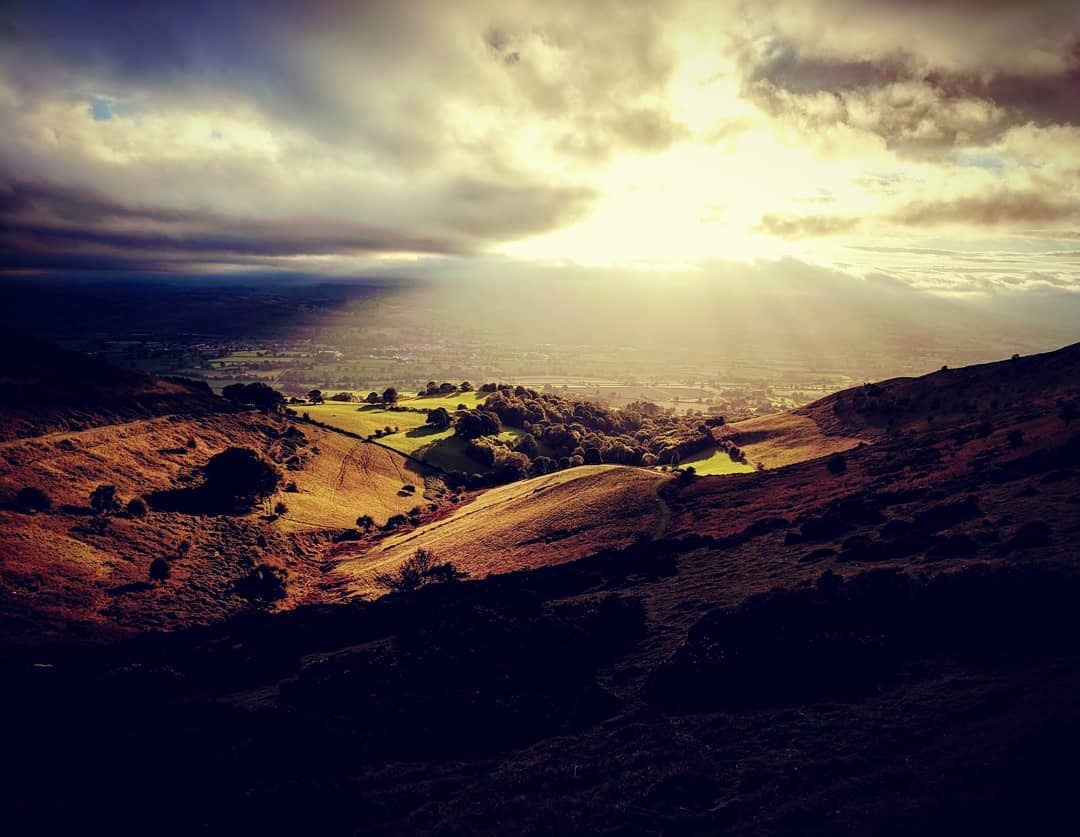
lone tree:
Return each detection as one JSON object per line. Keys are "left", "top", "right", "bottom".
{"left": 426, "top": 406, "right": 452, "bottom": 429}
{"left": 307, "top": 389, "right": 324, "bottom": 404}
{"left": 374, "top": 548, "right": 467, "bottom": 593}
{"left": 126, "top": 497, "right": 148, "bottom": 517}
{"left": 90, "top": 484, "right": 122, "bottom": 515}
{"left": 202, "top": 447, "right": 279, "bottom": 511}
{"left": 382, "top": 387, "right": 399, "bottom": 405}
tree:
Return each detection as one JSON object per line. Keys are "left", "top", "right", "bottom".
{"left": 235, "top": 564, "right": 288, "bottom": 601}
{"left": 356, "top": 514, "right": 375, "bottom": 532}
{"left": 382, "top": 387, "right": 399, "bottom": 405}
{"left": 454, "top": 409, "right": 501, "bottom": 439}
{"left": 427, "top": 406, "right": 452, "bottom": 429}
{"left": 308, "top": 389, "right": 324, "bottom": 404}
{"left": 374, "top": 548, "right": 467, "bottom": 593}
{"left": 460, "top": 381, "right": 473, "bottom": 392}
{"left": 203, "top": 447, "right": 279, "bottom": 510}
{"left": 425, "top": 381, "right": 439, "bottom": 395}
{"left": 438, "top": 382, "right": 457, "bottom": 394}
{"left": 678, "top": 465, "right": 697, "bottom": 484}
{"left": 273, "top": 500, "right": 289, "bottom": 516}
{"left": 126, "top": 497, "right": 148, "bottom": 517}
{"left": 90, "top": 484, "right": 121, "bottom": 515}
{"left": 365, "top": 391, "right": 381, "bottom": 405}
{"left": 330, "top": 392, "right": 354, "bottom": 402}
{"left": 16, "top": 487, "right": 51, "bottom": 513}
{"left": 514, "top": 433, "right": 540, "bottom": 458}
{"left": 827, "top": 453, "right": 848, "bottom": 475}
{"left": 221, "top": 382, "right": 285, "bottom": 411}
{"left": 149, "top": 558, "right": 171, "bottom": 583}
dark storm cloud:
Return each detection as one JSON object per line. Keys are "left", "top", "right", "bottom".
{"left": 0, "top": 177, "right": 594, "bottom": 272}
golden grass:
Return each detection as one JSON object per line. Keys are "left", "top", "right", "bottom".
{"left": 302, "top": 403, "right": 428, "bottom": 437}
{"left": 718, "top": 412, "right": 865, "bottom": 469}
{"left": 277, "top": 431, "right": 428, "bottom": 532}
{"left": 332, "top": 465, "right": 670, "bottom": 597}
{"left": 0, "top": 411, "right": 436, "bottom": 634}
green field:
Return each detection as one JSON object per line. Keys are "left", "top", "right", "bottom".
{"left": 671, "top": 446, "right": 757, "bottom": 476}
{"left": 398, "top": 391, "right": 487, "bottom": 411}
{"left": 303, "top": 400, "right": 523, "bottom": 474}
{"left": 302, "top": 404, "right": 429, "bottom": 438}
{"left": 381, "top": 426, "right": 525, "bottom": 474}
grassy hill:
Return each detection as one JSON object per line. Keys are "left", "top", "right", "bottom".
{"left": 332, "top": 464, "right": 670, "bottom": 596}
{"left": 3, "top": 343, "right": 1080, "bottom": 835}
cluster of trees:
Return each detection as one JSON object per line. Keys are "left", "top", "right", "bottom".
{"left": 476, "top": 387, "right": 720, "bottom": 469}
{"left": 222, "top": 382, "right": 285, "bottom": 411}
{"left": 419, "top": 381, "right": 473, "bottom": 396}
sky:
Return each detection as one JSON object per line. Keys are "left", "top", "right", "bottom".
{"left": 1, "top": 0, "right": 1078, "bottom": 298}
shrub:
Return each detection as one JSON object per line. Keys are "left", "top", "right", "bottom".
{"left": 235, "top": 564, "right": 288, "bottom": 601}
{"left": 16, "top": 486, "right": 51, "bottom": 513}
{"left": 202, "top": 447, "right": 279, "bottom": 510}
{"left": 374, "top": 549, "right": 467, "bottom": 593}
{"left": 148, "top": 558, "right": 171, "bottom": 582}
{"left": 273, "top": 501, "right": 288, "bottom": 516}
{"left": 89, "top": 484, "right": 121, "bottom": 515}
{"left": 126, "top": 497, "right": 148, "bottom": 517}
{"left": 826, "top": 453, "right": 848, "bottom": 475}
{"left": 356, "top": 514, "right": 375, "bottom": 531}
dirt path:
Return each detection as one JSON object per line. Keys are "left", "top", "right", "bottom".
{"left": 650, "top": 476, "right": 671, "bottom": 540}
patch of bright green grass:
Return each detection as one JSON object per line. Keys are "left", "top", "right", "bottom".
{"left": 399, "top": 391, "right": 487, "bottom": 411}
{"left": 669, "top": 446, "right": 756, "bottom": 476}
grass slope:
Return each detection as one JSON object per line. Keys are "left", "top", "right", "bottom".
{"left": 334, "top": 464, "right": 670, "bottom": 596}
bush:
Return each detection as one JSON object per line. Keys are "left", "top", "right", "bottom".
{"left": 826, "top": 453, "right": 848, "bottom": 475}
{"left": 235, "top": 564, "right": 288, "bottom": 601}
{"left": 148, "top": 558, "right": 171, "bottom": 582}
{"left": 273, "top": 501, "right": 288, "bottom": 516}
{"left": 89, "top": 484, "right": 121, "bottom": 515}
{"left": 203, "top": 447, "right": 279, "bottom": 510}
{"left": 374, "top": 549, "right": 468, "bottom": 593}
{"left": 126, "top": 497, "right": 148, "bottom": 518}
{"left": 16, "top": 486, "right": 51, "bottom": 513}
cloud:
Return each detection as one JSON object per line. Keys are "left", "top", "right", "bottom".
{"left": 759, "top": 192, "right": 1080, "bottom": 238}
{"left": 736, "top": 1, "right": 1080, "bottom": 152}
{"left": 0, "top": 176, "right": 594, "bottom": 273}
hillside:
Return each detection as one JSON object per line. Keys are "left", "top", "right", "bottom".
{"left": 0, "top": 342, "right": 441, "bottom": 638}
{"left": 331, "top": 465, "right": 670, "bottom": 596}
{"left": 3, "top": 343, "right": 1080, "bottom": 835}
{"left": 0, "top": 329, "right": 221, "bottom": 441}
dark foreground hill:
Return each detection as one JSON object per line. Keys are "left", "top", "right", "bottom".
{"left": 3, "top": 343, "right": 1080, "bottom": 835}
